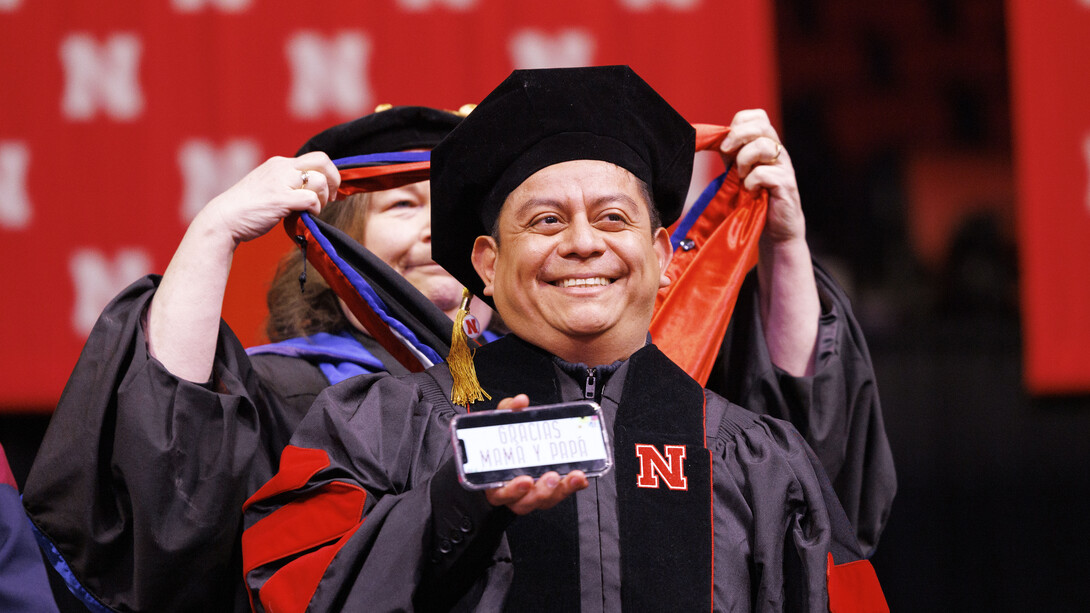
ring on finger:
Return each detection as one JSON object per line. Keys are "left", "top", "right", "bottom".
{"left": 770, "top": 140, "right": 783, "bottom": 162}
{"left": 299, "top": 169, "right": 309, "bottom": 189}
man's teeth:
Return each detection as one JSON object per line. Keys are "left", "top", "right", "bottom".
{"left": 556, "top": 277, "right": 611, "bottom": 288}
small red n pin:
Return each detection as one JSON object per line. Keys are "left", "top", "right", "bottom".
{"left": 461, "top": 313, "right": 482, "bottom": 339}
{"left": 634, "top": 444, "right": 688, "bottom": 490}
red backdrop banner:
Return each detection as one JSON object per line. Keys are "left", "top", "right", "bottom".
{"left": 1008, "top": 0, "right": 1090, "bottom": 394}
{"left": 0, "top": 0, "right": 777, "bottom": 409}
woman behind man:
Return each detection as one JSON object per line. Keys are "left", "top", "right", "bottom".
{"left": 154, "top": 105, "right": 492, "bottom": 416}
{"left": 22, "top": 106, "right": 481, "bottom": 613}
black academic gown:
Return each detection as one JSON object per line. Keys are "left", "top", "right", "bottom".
{"left": 21, "top": 276, "right": 347, "bottom": 613}
{"left": 243, "top": 335, "right": 863, "bottom": 612}
{"left": 711, "top": 265, "right": 895, "bottom": 556}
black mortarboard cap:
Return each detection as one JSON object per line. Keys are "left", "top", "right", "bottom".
{"left": 430, "top": 65, "right": 695, "bottom": 304}
{"left": 295, "top": 105, "right": 463, "bottom": 159}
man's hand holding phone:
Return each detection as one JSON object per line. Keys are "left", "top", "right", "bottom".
{"left": 452, "top": 394, "right": 607, "bottom": 515}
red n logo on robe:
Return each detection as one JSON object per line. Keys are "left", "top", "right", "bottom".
{"left": 634, "top": 444, "right": 688, "bottom": 490}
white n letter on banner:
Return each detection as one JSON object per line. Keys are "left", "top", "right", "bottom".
{"left": 509, "top": 29, "right": 595, "bottom": 70}
{"left": 619, "top": 0, "right": 699, "bottom": 10}
{"left": 171, "top": 0, "right": 252, "bottom": 13}
{"left": 59, "top": 33, "right": 144, "bottom": 121}
{"left": 177, "top": 139, "right": 261, "bottom": 223}
{"left": 396, "top": 0, "right": 477, "bottom": 11}
{"left": 286, "top": 31, "right": 371, "bottom": 119}
{"left": 70, "top": 249, "right": 152, "bottom": 335}
{"left": 0, "top": 142, "right": 31, "bottom": 229}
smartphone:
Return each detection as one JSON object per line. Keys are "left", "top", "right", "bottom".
{"left": 451, "top": 401, "right": 613, "bottom": 490}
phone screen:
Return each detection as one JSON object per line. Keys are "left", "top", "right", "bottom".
{"left": 451, "top": 401, "right": 613, "bottom": 490}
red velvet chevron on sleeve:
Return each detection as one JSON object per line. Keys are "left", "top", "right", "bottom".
{"left": 826, "top": 552, "right": 889, "bottom": 613}
{"left": 242, "top": 445, "right": 368, "bottom": 613}
{"left": 257, "top": 524, "right": 364, "bottom": 613}
{"left": 243, "top": 445, "right": 330, "bottom": 511}
{"left": 242, "top": 481, "right": 366, "bottom": 571}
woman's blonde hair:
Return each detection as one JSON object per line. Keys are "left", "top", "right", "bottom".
{"left": 264, "top": 193, "right": 371, "bottom": 342}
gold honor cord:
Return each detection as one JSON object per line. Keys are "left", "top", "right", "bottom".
{"left": 448, "top": 288, "right": 491, "bottom": 407}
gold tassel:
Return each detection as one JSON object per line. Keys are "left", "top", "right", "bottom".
{"left": 449, "top": 288, "right": 491, "bottom": 407}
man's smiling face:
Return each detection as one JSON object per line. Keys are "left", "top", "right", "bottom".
{"left": 471, "top": 160, "right": 673, "bottom": 364}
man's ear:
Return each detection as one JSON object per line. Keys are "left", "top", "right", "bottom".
{"left": 653, "top": 226, "right": 673, "bottom": 289}
{"left": 471, "top": 235, "right": 499, "bottom": 297}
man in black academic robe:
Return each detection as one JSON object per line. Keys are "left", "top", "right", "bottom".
{"left": 22, "top": 93, "right": 893, "bottom": 611}
{"left": 243, "top": 66, "right": 886, "bottom": 612}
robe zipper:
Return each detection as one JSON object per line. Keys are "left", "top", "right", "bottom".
{"left": 584, "top": 367, "right": 597, "bottom": 400}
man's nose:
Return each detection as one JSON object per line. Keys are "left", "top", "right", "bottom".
{"left": 559, "top": 217, "right": 604, "bottom": 258}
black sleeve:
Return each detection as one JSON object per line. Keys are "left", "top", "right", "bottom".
{"left": 21, "top": 275, "right": 305, "bottom": 613}
{"left": 243, "top": 372, "right": 514, "bottom": 613}
{"left": 709, "top": 395, "right": 864, "bottom": 612}
{"left": 707, "top": 264, "right": 896, "bottom": 556}
{"left": 417, "top": 457, "right": 514, "bottom": 611}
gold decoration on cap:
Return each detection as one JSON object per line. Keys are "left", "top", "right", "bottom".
{"left": 373, "top": 102, "right": 472, "bottom": 116}
{"left": 448, "top": 288, "right": 491, "bottom": 407}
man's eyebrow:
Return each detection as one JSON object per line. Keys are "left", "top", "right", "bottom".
{"left": 513, "top": 193, "right": 643, "bottom": 217}
{"left": 589, "top": 193, "right": 642, "bottom": 211}
{"left": 512, "top": 197, "right": 561, "bottom": 218}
